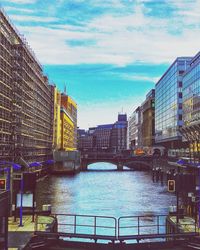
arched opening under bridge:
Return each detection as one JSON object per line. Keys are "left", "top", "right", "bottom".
{"left": 87, "top": 162, "right": 130, "bottom": 171}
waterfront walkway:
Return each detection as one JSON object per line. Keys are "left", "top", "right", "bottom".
{"left": 8, "top": 215, "right": 55, "bottom": 250}
{"left": 8, "top": 216, "right": 34, "bottom": 250}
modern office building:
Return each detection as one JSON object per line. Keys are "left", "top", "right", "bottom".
{"left": 77, "top": 129, "right": 94, "bottom": 151}
{"left": 77, "top": 127, "right": 99, "bottom": 151}
{"left": 0, "top": 9, "right": 53, "bottom": 164}
{"left": 141, "top": 89, "right": 155, "bottom": 147}
{"left": 155, "top": 57, "right": 192, "bottom": 150}
{"left": 78, "top": 114, "right": 127, "bottom": 152}
{"left": 127, "top": 106, "right": 142, "bottom": 149}
{"left": 182, "top": 52, "right": 200, "bottom": 126}
{"left": 181, "top": 52, "right": 200, "bottom": 160}
{"left": 93, "top": 124, "right": 113, "bottom": 150}
{"left": 110, "top": 114, "right": 127, "bottom": 152}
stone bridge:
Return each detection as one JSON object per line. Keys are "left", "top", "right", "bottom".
{"left": 80, "top": 153, "right": 153, "bottom": 171}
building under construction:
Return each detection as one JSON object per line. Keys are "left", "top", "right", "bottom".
{"left": 0, "top": 9, "right": 53, "bottom": 164}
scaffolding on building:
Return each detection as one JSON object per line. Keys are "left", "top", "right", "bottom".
{"left": 0, "top": 9, "right": 54, "bottom": 164}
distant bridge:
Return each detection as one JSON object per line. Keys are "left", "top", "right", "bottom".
{"left": 80, "top": 152, "right": 153, "bottom": 171}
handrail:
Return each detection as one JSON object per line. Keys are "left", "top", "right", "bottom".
{"left": 36, "top": 213, "right": 117, "bottom": 238}
{"left": 34, "top": 213, "right": 198, "bottom": 242}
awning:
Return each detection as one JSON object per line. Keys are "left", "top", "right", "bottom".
{"left": 45, "top": 160, "right": 54, "bottom": 164}
{"left": 12, "top": 163, "right": 22, "bottom": 170}
{"left": 29, "top": 162, "right": 41, "bottom": 167}
{"left": 177, "top": 159, "right": 186, "bottom": 165}
{"left": 0, "top": 161, "right": 22, "bottom": 170}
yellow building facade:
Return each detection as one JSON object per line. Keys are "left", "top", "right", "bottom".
{"left": 61, "top": 94, "right": 77, "bottom": 150}
{"left": 60, "top": 107, "right": 75, "bottom": 151}
{"left": 52, "top": 86, "right": 61, "bottom": 150}
{"left": 52, "top": 87, "right": 77, "bottom": 151}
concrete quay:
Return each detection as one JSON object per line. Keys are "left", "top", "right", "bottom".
{"left": 8, "top": 215, "right": 55, "bottom": 250}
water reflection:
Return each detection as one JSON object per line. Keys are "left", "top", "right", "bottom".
{"left": 35, "top": 163, "right": 176, "bottom": 218}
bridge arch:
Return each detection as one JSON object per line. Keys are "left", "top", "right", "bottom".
{"left": 81, "top": 159, "right": 152, "bottom": 171}
{"left": 87, "top": 162, "right": 118, "bottom": 171}
{"left": 81, "top": 160, "right": 124, "bottom": 171}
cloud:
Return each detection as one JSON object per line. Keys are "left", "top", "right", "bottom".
{"left": 9, "top": 14, "right": 59, "bottom": 22}
{"left": 4, "top": 0, "right": 200, "bottom": 66}
{"left": 4, "top": 0, "right": 36, "bottom": 4}
{"left": 3, "top": 6, "right": 35, "bottom": 13}
{"left": 122, "top": 74, "right": 160, "bottom": 83}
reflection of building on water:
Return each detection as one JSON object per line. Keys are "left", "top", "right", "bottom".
{"left": 52, "top": 151, "right": 80, "bottom": 174}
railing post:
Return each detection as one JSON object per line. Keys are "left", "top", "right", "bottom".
{"left": 118, "top": 218, "right": 120, "bottom": 239}
{"left": 157, "top": 216, "right": 160, "bottom": 234}
{"left": 138, "top": 217, "right": 140, "bottom": 235}
{"left": 94, "top": 216, "right": 97, "bottom": 236}
{"left": 74, "top": 215, "right": 77, "bottom": 234}
{"left": 34, "top": 214, "right": 38, "bottom": 232}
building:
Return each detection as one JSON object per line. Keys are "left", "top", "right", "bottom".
{"left": 141, "top": 89, "right": 155, "bottom": 147}
{"left": 77, "top": 129, "right": 94, "bottom": 151}
{"left": 51, "top": 88, "right": 78, "bottom": 152}
{"left": 60, "top": 97, "right": 75, "bottom": 151}
{"left": 155, "top": 57, "right": 192, "bottom": 150}
{"left": 93, "top": 124, "right": 113, "bottom": 151}
{"left": 0, "top": 9, "right": 53, "bottom": 164}
{"left": 127, "top": 106, "right": 142, "bottom": 149}
{"left": 0, "top": 10, "right": 13, "bottom": 161}
{"left": 182, "top": 52, "right": 200, "bottom": 126}
{"left": 180, "top": 52, "right": 200, "bottom": 161}
{"left": 52, "top": 86, "right": 61, "bottom": 150}
{"left": 61, "top": 93, "right": 77, "bottom": 150}
{"left": 110, "top": 114, "right": 127, "bottom": 152}
{"left": 78, "top": 114, "right": 127, "bottom": 153}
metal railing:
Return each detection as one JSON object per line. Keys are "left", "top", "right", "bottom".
{"left": 34, "top": 213, "right": 198, "bottom": 242}
{"left": 118, "top": 214, "right": 197, "bottom": 241}
{"left": 118, "top": 215, "right": 167, "bottom": 237}
{"left": 35, "top": 213, "right": 117, "bottom": 241}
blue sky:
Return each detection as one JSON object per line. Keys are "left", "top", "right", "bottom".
{"left": 1, "top": 0, "right": 200, "bottom": 128}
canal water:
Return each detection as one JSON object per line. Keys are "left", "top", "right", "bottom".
{"left": 35, "top": 163, "right": 176, "bottom": 217}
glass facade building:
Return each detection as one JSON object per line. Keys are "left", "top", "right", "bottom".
{"left": 183, "top": 52, "right": 200, "bottom": 126}
{"left": 155, "top": 57, "right": 192, "bottom": 146}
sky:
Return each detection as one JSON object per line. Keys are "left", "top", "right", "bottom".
{"left": 1, "top": 0, "right": 200, "bottom": 129}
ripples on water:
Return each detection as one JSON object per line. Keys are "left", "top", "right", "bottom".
{"left": 36, "top": 163, "right": 176, "bottom": 217}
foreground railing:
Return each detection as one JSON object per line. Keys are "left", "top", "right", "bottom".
{"left": 34, "top": 213, "right": 198, "bottom": 243}
{"left": 35, "top": 213, "right": 117, "bottom": 241}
